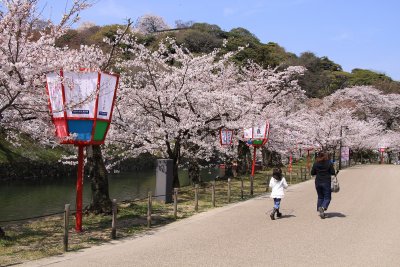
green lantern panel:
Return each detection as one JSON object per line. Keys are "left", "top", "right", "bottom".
{"left": 93, "top": 121, "right": 109, "bottom": 141}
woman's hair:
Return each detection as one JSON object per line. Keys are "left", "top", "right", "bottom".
{"left": 272, "top": 167, "right": 282, "bottom": 181}
{"left": 316, "top": 151, "right": 329, "bottom": 162}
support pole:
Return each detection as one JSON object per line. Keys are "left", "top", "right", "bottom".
{"left": 250, "top": 146, "right": 256, "bottom": 196}
{"left": 75, "top": 145, "right": 84, "bottom": 232}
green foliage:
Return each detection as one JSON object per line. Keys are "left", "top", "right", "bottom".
{"left": 349, "top": 68, "right": 390, "bottom": 85}
{"left": 176, "top": 29, "right": 223, "bottom": 53}
{"left": 0, "top": 131, "right": 67, "bottom": 163}
{"left": 88, "top": 24, "right": 122, "bottom": 44}
{"left": 54, "top": 22, "right": 399, "bottom": 98}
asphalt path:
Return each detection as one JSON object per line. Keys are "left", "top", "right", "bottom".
{"left": 23, "top": 165, "right": 400, "bottom": 267}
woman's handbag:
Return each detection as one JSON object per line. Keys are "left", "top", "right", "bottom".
{"left": 331, "top": 174, "right": 340, "bottom": 193}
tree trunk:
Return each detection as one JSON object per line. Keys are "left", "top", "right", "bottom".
{"left": 86, "top": 145, "right": 112, "bottom": 214}
{"left": 172, "top": 156, "right": 180, "bottom": 188}
{"left": 237, "top": 140, "right": 251, "bottom": 175}
{"left": 188, "top": 158, "right": 200, "bottom": 184}
{"left": 0, "top": 227, "right": 5, "bottom": 240}
{"left": 262, "top": 148, "right": 283, "bottom": 167}
{"left": 168, "top": 139, "right": 181, "bottom": 188}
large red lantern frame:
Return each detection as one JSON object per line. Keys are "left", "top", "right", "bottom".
{"left": 45, "top": 69, "right": 119, "bottom": 232}
{"left": 243, "top": 121, "right": 270, "bottom": 195}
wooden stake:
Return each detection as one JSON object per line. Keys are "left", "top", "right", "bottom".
{"left": 63, "top": 204, "right": 70, "bottom": 252}
{"left": 173, "top": 188, "right": 178, "bottom": 219}
{"left": 195, "top": 184, "right": 199, "bottom": 212}
{"left": 111, "top": 199, "right": 117, "bottom": 239}
{"left": 147, "top": 192, "right": 152, "bottom": 228}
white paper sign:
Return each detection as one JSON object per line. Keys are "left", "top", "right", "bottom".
{"left": 253, "top": 124, "right": 267, "bottom": 139}
{"left": 63, "top": 72, "right": 98, "bottom": 119}
{"left": 243, "top": 121, "right": 269, "bottom": 140}
{"left": 341, "top": 146, "right": 350, "bottom": 161}
{"left": 220, "top": 129, "right": 233, "bottom": 145}
{"left": 243, "top": 128, "right": 253, "bottom": 139}
{"left": 97, "top": 73, "right": 118, "bottom": 120}
{"left": 46, "top": 73, "right": 64, "bottom": 118}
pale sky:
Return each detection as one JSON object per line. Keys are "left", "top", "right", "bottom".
{"left": 40, "top": 0, "right": 400, "bottom": 81}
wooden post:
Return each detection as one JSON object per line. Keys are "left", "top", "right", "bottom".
{"left": 289, "top": 171, "right": 292, "bottom": 184}
{"left": 300, "top": 167, "right": 303, "bottom": 181}
{"left": 250, "top": 175, "right": 254, "bottom": 196}
{"left": 111, "top": 199, "right": 117, "bottom": 239}
{"left": 147, "top": 191, "right": 152, "bottom": 228}
{"left": 227, "top": 178, "right": 231, "bottom": 203}
{"left": 241, "top": 177, "right": 244, "bottom": 199}
{"left": 173, "top": 188, "right": 178, "bottom": 219}
{"left": 195, "top": 184, "right": 199, "bottom": 212}
{"left": 212, "top": 181, "right": 216, "bottom": 207}
{"left": 63, "top": 204, "right": 70, "bottom": 252}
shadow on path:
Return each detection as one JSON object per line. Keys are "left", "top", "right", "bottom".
{"left": 265, "top": 209, "right": 296, "bottom": 220}
{"left": 325, "top": 212, "right": 346, "bottom": 218}
{"left": 277, "top": 214, "right": 296, "bottom": 219}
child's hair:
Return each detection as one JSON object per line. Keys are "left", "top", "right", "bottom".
{"left": 272, "top": 167, "right": 282, "bottom": 181}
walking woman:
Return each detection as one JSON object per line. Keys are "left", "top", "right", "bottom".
{"left": 311, "top": 151, "right": 336, "bottom": 219}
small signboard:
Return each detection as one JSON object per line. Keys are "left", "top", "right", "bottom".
{"left": 243, "top": 121, "right": 270, "bottom": 140}
{"left": 341, "top": 146, "right": 350, "bottom": 161}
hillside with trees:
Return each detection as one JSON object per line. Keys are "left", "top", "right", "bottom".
{"left": 56, "top": 18, "right": 400, "bottom": 98}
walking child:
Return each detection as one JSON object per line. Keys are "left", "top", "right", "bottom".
{"left": 269, "top": 167, "right": 288, "bottom": 220}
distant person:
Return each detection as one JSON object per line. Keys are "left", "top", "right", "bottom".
{"left": 311, "top": 151, "right": 336, "bottom": 219}
{"left": 269, "top": 167, "right": 288, "bottom": 220}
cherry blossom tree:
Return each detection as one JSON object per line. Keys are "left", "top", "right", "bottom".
{"left": 230, "top": 61, "right": 306, "bottom": 168}
{"left": 322, "top": 86, "right": 400, "bottom": 160}
{"left": 326, "top": 86, "right": 400, "bottom": 131}
{"left": 109, "top": 38, "right": 244, "bottom": 186}
{"left": 134, "top": 14, "right": 170, "bottom": 34}
{"left": 289, "top": 104, "right": 383, "bottom": 160}
{"left": 286, "top": 85, "right": 400, "bottom": 164}
{"left": 105, "top": 35, "right": 307, "bottom": 185}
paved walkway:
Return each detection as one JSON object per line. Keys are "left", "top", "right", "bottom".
{"left": 23, "top": 165, "right": 400, "bottom": 267}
